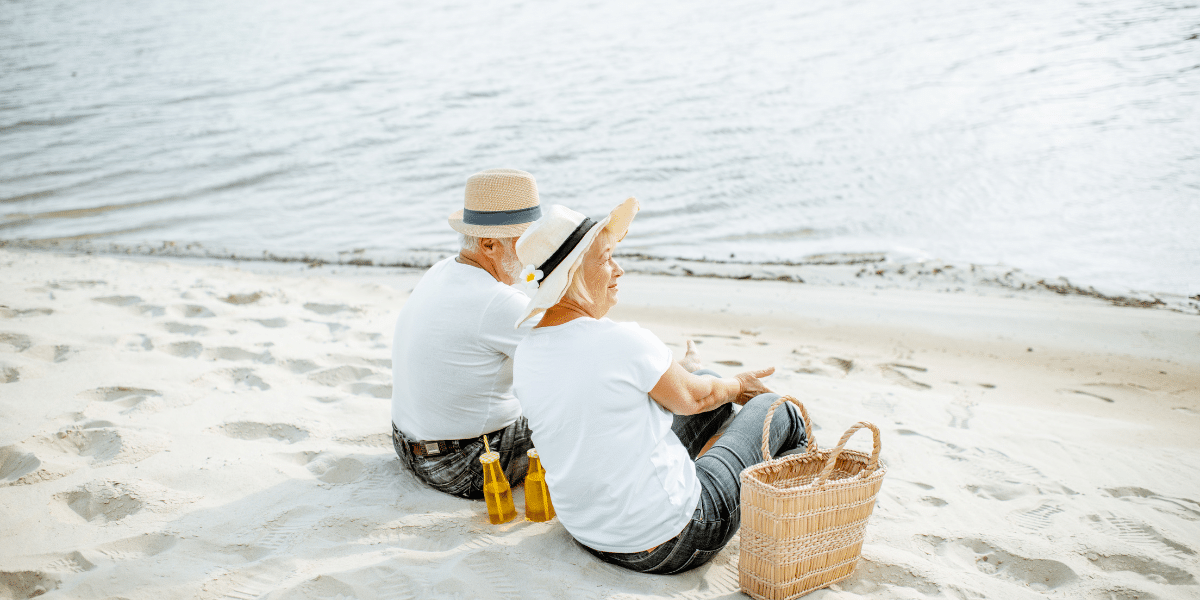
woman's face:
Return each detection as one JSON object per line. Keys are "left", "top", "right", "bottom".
{"left": 580, "top": 228, "right": 623, "bottom": 317}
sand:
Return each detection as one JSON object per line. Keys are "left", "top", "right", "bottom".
{"left": 1, "top": 247, "right": 1198, "bottom": 600}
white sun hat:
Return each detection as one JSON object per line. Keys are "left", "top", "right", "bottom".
{"left": 514, "top": 197, "right": 639, "bottom": 326}
{"left": 448, "top": 169, "right": 543, "bottom": 238}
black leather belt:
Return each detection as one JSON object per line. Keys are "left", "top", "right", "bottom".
{"left": 409, "top": 438, "right": 471, "bottom": 457}
{"left": 404, "top": 428, "right": 501, "bottom": 458}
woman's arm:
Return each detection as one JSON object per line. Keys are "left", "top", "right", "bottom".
{"left": 649, "top": 362, "right": 775, "bottom": 415}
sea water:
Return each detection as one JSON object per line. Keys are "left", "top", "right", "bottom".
{"left": 2, "top": 0, "right": 1197, "bottom": 294}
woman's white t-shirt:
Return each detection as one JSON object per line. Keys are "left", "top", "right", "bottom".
{"left": 513, "top": 317, "right": 701, "bottom": 553}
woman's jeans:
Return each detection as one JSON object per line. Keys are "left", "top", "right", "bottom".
{"left": 583, "top": 371, "right": 807, "bottom": 574}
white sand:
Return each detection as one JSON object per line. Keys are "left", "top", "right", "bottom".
{"left": 1, "top": 248, "right": 1198, "bottom": 599}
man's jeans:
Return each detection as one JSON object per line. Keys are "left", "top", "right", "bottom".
{"left": 392, "top": 418, "right": 535, "bottom": 500}
{"left": 583, "top": 373, "right": 807, "bottom": 574}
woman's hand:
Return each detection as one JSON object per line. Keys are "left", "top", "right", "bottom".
{"left": 678, "top": 339, "right": 704, "bottom": 373}
{"left": 733, "top": 367, "right": 775, "bottom": 405}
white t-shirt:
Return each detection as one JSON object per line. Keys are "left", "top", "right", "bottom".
{"left": 391, "top": 257, "right": 535, "bottom": 441}
{"left": 513, "top": 317, "right": 700, "bottom": 553}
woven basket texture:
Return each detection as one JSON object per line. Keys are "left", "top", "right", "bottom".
{"left": 738, "top": 396, "right": 886, "bottom": 600}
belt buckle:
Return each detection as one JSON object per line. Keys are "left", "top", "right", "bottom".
{"left": 424, "top": 441, "right": 440, "bottom": 455}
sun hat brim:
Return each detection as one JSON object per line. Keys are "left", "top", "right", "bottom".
{"left": 516, "top": 197, "right": 639, "bottom": 326}
{"left": 448, "top": 210, "right": 537, "bottom": 238}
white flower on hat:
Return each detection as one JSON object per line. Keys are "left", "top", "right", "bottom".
{"left": 516, "top": 264, "right": 544, "bottom": 294}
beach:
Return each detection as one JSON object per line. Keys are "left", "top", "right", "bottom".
{"left": 1, "top": 247, "right": 1198, "bottom": 599}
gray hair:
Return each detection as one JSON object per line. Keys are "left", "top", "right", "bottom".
{"left": 461, "top": 234, "right": 522, "bottom": 282}
{"left": 460, "top": 234, "right": 482, "bottom": 253}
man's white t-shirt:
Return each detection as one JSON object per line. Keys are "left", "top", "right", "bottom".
{"left": 513, "top": 317, "right": 701, "bottom": 553}
{"left": 391, "top": 257, "right": 534, "bottom": 442}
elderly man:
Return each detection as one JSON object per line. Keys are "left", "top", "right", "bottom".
{"left": 391, "top": 168, "right": 541, "bottom": 499}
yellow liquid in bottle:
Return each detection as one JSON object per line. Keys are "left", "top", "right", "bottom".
{"left": 525, "top": 473, "right": 555, "bottom": 522}
{"left": 484, "top": 482, "right": 517, "bottom": 524}
{"left": 524, "top": 449, "right": 556, "bottom": 523}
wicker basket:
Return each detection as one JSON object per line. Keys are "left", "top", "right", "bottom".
{"left": 738, "top": 396, "right": 886, "bottom": 600}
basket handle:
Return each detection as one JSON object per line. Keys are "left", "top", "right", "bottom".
{"left": 760, "top": 395, "right": 817, "bottom": 462}
{"left": 814, "top": 421, "right": 882, "bottom": 486}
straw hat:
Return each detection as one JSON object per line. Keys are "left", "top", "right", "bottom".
{"left": 514, "top": 198, "right": 639, "bottom": 326}
{"left": 448, "top": 169, "right": 542, "bottom": 238}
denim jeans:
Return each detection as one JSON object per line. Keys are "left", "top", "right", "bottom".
{"left": 583, "top": 372, "right": 807, "bottom": 574}
{"left": 392, "top": 419, "right": 534, "bottom": 500}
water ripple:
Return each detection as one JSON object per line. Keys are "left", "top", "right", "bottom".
{"left": 0, "top": 0, "right": 1196, "bottom": 294}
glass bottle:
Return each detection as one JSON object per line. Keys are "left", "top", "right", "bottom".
{"left": 480, "top": 450, "right": 517, "bottom": 524}
{"left": 524, "top": 449, "right": 555, "bottom": 522}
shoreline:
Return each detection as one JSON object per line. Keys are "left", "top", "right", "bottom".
{"left": 2, "top": 247, "right": 1199, "bottom": 599}
{"left": 3, "top": 239, "right": 1197, "bottom": 316}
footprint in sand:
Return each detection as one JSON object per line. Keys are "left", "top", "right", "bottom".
{"left": 57, "top": 481, "right": 145, "bottom": 522}
{"left": 946, "top": 401, "right": 975, "bottom": 429}
{"left": 0, "top": 444, "right": 75, "bottom": 486}
{"left": 119, "top": 333, "right": 154, "bottom": 352}
{"left": 47, "top": 280, "right": 105, "bottom": 290}
{"left": 174, "top": 304, "right": 215, "bottom": 319}
{"left": 47, "top": 424, "right": 169, "bottom": 464}
{"left": 231, "top": 368, "right": 270, "bottom": 390}
{"left": 880, "top": 363, "right": 931, "bottom": 390}
{"left": 274, "top": 575, "right": 358, "bottom": 599}
{"left": 0, "top": 306, "right": 54, "bottom": 318}
{"left": 221, "top": 292, "right": 263, "bottom": 305}
{"left": 42, "top": 551, "right": 96, "bottom": 574}
{"left": 1009, "top": 503, "right": 1064, "bottom": 531}
{"left": 303, "top": 302, "right": 359, "bottom": 315}
{"left": 1087, "top": 552, "right": 1196, "bottom": 585}
{"left": 1104, "top": 486, "right": 1200, "bottom": 521}
{"left": 0, "top": 570, "right": 62, "bottom": 599}
{"left": 925, "top": 536, "right": 1077, "bottom": 591}
{"left": 284, "top": 359, "right": 320, "bottom": 374}
{"left": 164, "top": 341, "right": 203, "bottom": 358}
{"left": 211, "top": 569, "right": 285, "bottom": 600}
{"left": 78, "top": 386, "right": 162, "bottom": 410}
{"left": 203, "top": 346, "right": 274, "bottom": 364}
{"left": 841, "top": 558, "right": 942, "bottom": 595}
{"left": 247, "top": 507, "right": 323, "bottom": 555}
{"left": 1086, "top": 513, "right": 1196, "bottom": 558}
{"left": 308, "top": 365, "right": 391, "bottom": 399}
{"left": 0, "top": 446, "right": 43, "bottom": 485}
{"left": 360, "top": 523, "right": 465, "bottom": 554}
{"left": 220, "top": 422, "right": 309, "bottom": 443}
{"left": 0, "top": 332, "right": 32, "bottom": 352}
{"left": 251, "top": 317, "right": 288, "bottom": 328}
{"left": 195, "top": 368, "right": 271, "bottom": 390}
{"left": 162, "top": 322, "right": 207, "bottom": 335}
{"left": 93, "top": 296, "right": 163, "bottom": 317}
{"left": 305, "top": 453, "right": 366, "bottom": 484}
{"left": 92, "top": 295, "right": 142, "bottom": 307}
{"left": 93, "top": 533, "right": 178, "bottom": 562}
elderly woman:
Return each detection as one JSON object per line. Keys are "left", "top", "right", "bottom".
{"left": 512, "top": 199, "right": 807, "bottom": 575}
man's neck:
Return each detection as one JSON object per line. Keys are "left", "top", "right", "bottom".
{"left": 457, "top": 251, "right": 504, "bottom": 283}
